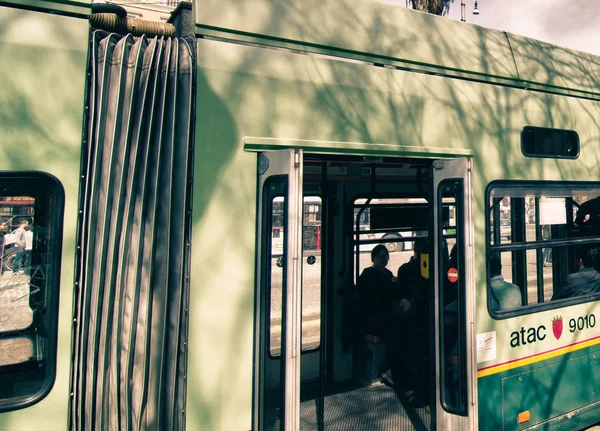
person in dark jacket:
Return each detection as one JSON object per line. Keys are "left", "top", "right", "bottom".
{"left": 357, "top": 244, "right": 411, "bottom": 385}
{"left": 357, "top": 245, "right": 410, "bottom": 336}
{"left": 397, "top": 237, "right": 429, "bottom": 316}
{"left": 396, "top": 237, "right": 431, "bottom": 405}
{"left": 552, "top": 246, "right": 600, "bottom": 300}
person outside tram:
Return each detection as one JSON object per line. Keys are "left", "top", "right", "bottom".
{"left": 541, "top": 225, "right": 552, "bottom": 267}
{"left": 24, "top": 224, "right": 33, "bottom": 275}
{"left": 11, "top": 219, "right": 29, "bottom": 274}
{"left": 0, "top": 222, "right": 7, "bottom": 274}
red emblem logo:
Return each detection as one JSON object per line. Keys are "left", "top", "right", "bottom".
{"left": 552, "top": 316, "right": 563, "bottom": 340}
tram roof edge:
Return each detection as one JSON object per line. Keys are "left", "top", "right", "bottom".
{"left": 195, "top": 0, "right": 600, "bottom": 99}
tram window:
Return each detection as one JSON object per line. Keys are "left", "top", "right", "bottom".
{"left": 0, "top": 172, "right": 64, "bottom": 413}
{"left": 487, "top": 182, "right": 600, "bottom": 317}
{"left": 521, "top": 126, "right": 579, "bottom": 159}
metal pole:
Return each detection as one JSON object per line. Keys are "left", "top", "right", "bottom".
{"left": 461, "top": 0, "right": 466, "bottom": 22}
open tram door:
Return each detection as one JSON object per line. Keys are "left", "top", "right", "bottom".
{"left": 253, "top": 149, "right": 477, "bottom": 430}
{"left": 432, "top": 157, "right": 477, "bottom": 430}
{"left": 255, "top": 149, "right": 304, "bottom": 430}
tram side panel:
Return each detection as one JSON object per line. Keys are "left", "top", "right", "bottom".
{"left": 189, "top": 33, "right": 600, "bottom": 430}
{"left": 188, "top": 36, "right": 466, "bottom": 430}
{"left": 473, "top": 91, "right": 600, "bottom": 430}
{"left": 0, "top": 6, "right": 88, "bottom": 430}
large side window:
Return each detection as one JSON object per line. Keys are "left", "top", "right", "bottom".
{"left": 487, "top": 182, "right": 600, "bottom": 317}
{"left": 0, "top": 172, "right": 64, "bottom": 412}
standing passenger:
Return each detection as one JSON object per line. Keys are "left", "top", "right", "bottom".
{"left": 396, "top": 237, "right": 430, "bottom": 407}
{"left": 357, "top": 245, "right": 411, "bottom": 386}
{"left": 397, "top": 238, "right": 429, "bottom": 320}
{"left": 0, "top": 222, "right": 7, "bottom": 274}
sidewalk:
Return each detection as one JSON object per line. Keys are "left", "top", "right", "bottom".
{"left": 0, "top": 271, "right": 33, "bottom": 332}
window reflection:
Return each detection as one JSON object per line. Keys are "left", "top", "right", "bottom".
{"left": 0, "top": 196, "right": 36, "bottom": 337}
{"left": 488, "top": 185, "right": 600, "bottom": 312}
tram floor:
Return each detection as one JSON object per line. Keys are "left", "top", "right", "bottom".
{"left": 299, "top": 381, "right": 431, "bottom": 431}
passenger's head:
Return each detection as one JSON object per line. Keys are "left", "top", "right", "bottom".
{"left": 577, "top": 246, "right": 600, "bottom": 269}
{"left": 490, "top": 253, "right": 502, "bottom": 277}
{"left": 19, "top": 219, "right": 29, "bottom": 227}
{"left": 449, "top": 244, "right": 458, "bottom": 267}
{"left": 371, "top": 244, "right": 390, "bottom": 268}
{"left": 413, "top": 237, "right": 428, "bottom": 257}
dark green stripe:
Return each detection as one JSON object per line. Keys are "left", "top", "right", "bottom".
{"left": 0, "top": 0, "right": 90, "bottom": 18}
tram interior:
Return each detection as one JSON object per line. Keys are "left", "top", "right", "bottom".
{"left": 264, "top": 155, "right": 452, "bottom": 431}
{"left": 264, "top": 154, "right": 600, "bottom": 431}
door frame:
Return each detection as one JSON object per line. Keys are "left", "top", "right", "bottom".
{"left": 432, "top": 157, "right": 478, "bottom": 430}
{"left": 253, "top": 148, "right": 477, "bottom": 430}
{"left": 254, "top": 149, "right": 304, "bottom": 431}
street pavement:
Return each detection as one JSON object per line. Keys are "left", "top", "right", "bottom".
{"left": 0, "top": 271, "right": 33, "bottom": 333}
{"left": 0, "top": 270, "right": 35, "bottom": 366}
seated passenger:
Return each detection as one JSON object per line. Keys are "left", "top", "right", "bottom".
{"left": 489, "top": 253, "right": 521, "bottom": 311}
{"left": 552, "top": 246, "right": 600, "bottom": 300}
{"left": 575, "top": 196, "right": 600, "bottom": 234}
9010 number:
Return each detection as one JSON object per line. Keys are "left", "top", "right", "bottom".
{"left": 569, "top": 314, "right": 596, "bottom": 333}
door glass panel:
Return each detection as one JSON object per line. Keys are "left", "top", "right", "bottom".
{"left": 302, "top": 196, "right": 321, "bottom": 352}
{"left": 270, "top": 196, "right": 285, "bottom": 357}
{"left": 262, "top": 179, "right": 287, "bottom": 431}
{"left": 439, "top": 179, "right": 468, "bottom": 414}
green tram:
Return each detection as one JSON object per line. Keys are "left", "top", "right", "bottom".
{"left": 1, "top": 0, "right": 600, "bottom": 429}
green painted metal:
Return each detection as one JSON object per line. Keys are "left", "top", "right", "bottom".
{"left": 244, "top": 137, "right": 474, "bottom": 158}
{"left": 191, "top": 22, "right": 600, "bottom": 429}
{"left": 195, "top": 0, "right": 600, "bottom": 100}
{"left": 0, "top": 7, "right": 88, "bottom": 430}
{"left": 478, "top": 344, "right": 600, "bottom": 431}
{"left": 0, "top": 0, "right": 90, "bottom": 18}
{"left": 1, "top": 1, "right": 599, "bottom": 429}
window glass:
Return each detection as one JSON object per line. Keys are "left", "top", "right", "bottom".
{"left": 352, "top": 198, "right": 429, "bottom": 284}
{"left": 439, "top": 180, "right": 467, "bottom": 415}
{"left": 0, "top": 173, "right": 63, "bottom": 412}
{"left": 487, "top": 183, "right": 600, "bottom": 315}
{"left": 269, "top": 196, "right": 322, "bottom": 356}
{"left": 269, "top": 197, "right": 284, "bottom": 357}
{"left": 302, "top": 197, "right": 321, "bottom": 352}
{"left": 521, "top": 126, "right": 579, "bottom": 159}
